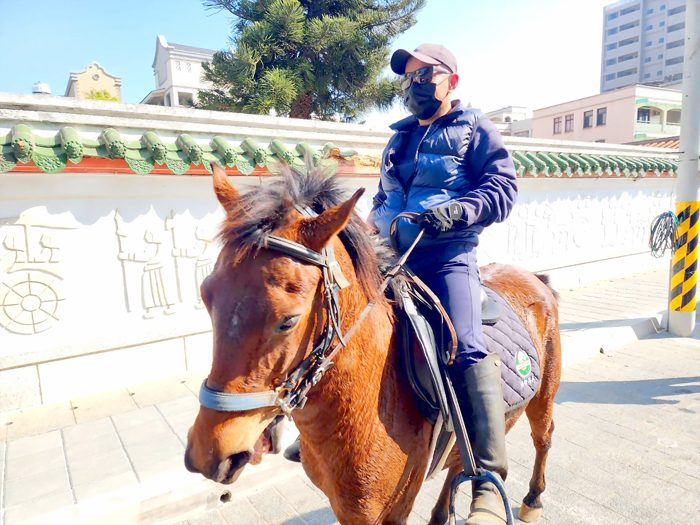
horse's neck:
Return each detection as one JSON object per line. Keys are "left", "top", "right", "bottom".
{"left": 293, "top": 282, "right": 431, "bottom": 516}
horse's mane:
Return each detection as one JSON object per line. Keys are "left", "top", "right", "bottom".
{"left": 218, "top": 164, "right": 391, "bottom": 303}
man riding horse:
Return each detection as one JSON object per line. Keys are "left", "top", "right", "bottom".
{"left": 374, "top": 42, "right": 518, "bottom": 525}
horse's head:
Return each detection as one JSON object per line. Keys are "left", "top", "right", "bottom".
{"left": 185, "top": 163, "right": 369, "bottom": 484}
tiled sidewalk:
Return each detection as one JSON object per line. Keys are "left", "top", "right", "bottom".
{"left": 180, "top": 331, "right": 700, "bottom": 525}
{"left": 0, "top": 267, "right": 685, "bottom": 524}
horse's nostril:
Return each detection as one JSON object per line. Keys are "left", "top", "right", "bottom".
{"left": 211, "top": 451, "right": 252, "bottom": 484}
{"left": 184, "top": 449, "right": 199, "bottom": 474}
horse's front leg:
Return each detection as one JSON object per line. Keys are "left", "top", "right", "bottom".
{"left": 428, "top": 464, "right": 461, "bottom": 525}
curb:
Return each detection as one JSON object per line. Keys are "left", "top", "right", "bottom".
{"left": 560, "top": 310, "right": 664, "bottom": 367}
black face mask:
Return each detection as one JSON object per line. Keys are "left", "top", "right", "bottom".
{"left": 403, "top": 78, "right": 447, "bottom": 120}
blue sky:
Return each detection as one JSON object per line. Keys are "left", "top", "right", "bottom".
{"left": 0, "top": 0, "right": 613, "bottom": 126}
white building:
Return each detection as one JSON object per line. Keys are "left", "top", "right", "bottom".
{"left": 141, "top": 35, "right": 217, "bottom": 107}
{"left": 532, "top": 84, "right": 682, "bottom": 143}
{"left": 484, "top": 106, "right": 533, "bottom": 137}
{"left": 600, "top": 0, "right": 687, "bottom": 93}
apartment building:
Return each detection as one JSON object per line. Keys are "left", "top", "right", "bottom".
{"left": 600, "top": 0, "right": 687, "bottom": 92}
{"left": 532, "top": 84, "right": 682, "bottom": 143}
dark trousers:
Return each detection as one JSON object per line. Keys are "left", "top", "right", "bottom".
{"left": 407, "top": 242, "right": 488, "bottom": 369}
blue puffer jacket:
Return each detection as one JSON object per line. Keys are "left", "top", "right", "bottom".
{"left": 372, "top": 102, "right": 518, "bottom": 252}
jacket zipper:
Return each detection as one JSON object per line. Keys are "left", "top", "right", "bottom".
{"left": 401, "top": 123, "right": 434, "bottom": 209}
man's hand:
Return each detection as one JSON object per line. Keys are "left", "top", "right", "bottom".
{"left": 417, "top": 203, "right": 464, "bottom": 236}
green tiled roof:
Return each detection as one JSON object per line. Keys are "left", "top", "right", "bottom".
{"left": 510, "top": 150, "right": 677, "bottom": 178}
{"left": 0, "top": 124, "right": 355, "bottom": 175}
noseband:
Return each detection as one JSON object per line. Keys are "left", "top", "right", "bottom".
{"left": 199, "top": 205, "right": 377, "bottom": 418}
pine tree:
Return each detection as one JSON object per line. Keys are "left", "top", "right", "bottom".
{"left": 198, "top": 0, "right": 424, "bottom": 120}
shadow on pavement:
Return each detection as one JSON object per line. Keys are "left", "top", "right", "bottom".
{"left": 281, "top": 507, "right": 339, "bottom": 525}
{"left": 555, "top": 376, "right": 700, "bottom": 406}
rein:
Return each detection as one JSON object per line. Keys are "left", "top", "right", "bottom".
{"left": 198, "top": 209, "right": 423, "bottom": 418}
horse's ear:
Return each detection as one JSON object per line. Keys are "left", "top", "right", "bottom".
{"left": 211, "top": 162, "right": 240, "bottom": 213}
{"left": 301, "top": 188, "right": 365, "bottom": 251}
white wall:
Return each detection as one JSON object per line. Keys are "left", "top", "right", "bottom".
{"left": 0, "top": 171, "right": 676, "bottom": 413}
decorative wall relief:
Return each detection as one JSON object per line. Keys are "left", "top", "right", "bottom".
{"left": 169, "top": 210, "right": 216, "bottom": 310}
{"left": 0, "top": 210, "right": 78, "bottom": 334}
{"left": 115, "top": 210, "right": 177, "bottom": 319}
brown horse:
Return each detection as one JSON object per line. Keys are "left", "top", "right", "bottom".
{"left": 185, "top": 164, "right": 562, "bottom": 525}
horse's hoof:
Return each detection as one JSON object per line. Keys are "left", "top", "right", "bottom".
{"left": 518, "top": 503, "right": 543, "bottom": 522}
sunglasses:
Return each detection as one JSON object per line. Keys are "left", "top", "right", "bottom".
{"left": 399, "top": 65, "right": 452, "bottom": 90}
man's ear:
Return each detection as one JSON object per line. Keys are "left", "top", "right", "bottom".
{"left": 449, "top": 73, "right": 459, "bottom": 91}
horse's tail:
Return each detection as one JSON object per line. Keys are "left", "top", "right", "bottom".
{"left": 535, "top": 273, "right": 559, "bottom": 304}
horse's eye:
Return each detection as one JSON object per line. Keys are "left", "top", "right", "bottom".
{"left": 277, "top": 315, "right": 301, "bottom": 333}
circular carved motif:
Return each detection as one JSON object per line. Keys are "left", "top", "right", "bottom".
{"left": 93, "top": 74, "right": 100, "bottom": 81}
{"left": 0, "top": 272, "right": 65, "bottom": 335}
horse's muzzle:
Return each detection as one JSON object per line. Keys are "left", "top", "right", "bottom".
{"left": 185, "top": 447, "right": 251, "bottom": 485}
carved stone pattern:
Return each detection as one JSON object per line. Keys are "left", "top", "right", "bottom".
{"left": 0, "top": 152, "right": 17, "bottom": 173}
{"left": 224, "top": 150, "right": 237, "bottom": 166}
{"left": 236, "top": 156, "right": 256, "bottom": 175}
{"left": 64, "top": 140, "right": 84, "bottom": 161}
{"left": 125, "top": 157, "right": 154, "bottom": 175}
{"left": 108, "top": 141, "right": 127, "bottom": 159}
{"left": 0, "top": 272, "right": 65, "bottom": 335}
{"left": 187, "top": 144, "right": 203, "bottom": 165}
{"left": 254, "top": 149, "right": 267, "bottom": 167}
{"left": 165, "top": 158, "right": 190, "bottom": 175}
{"left": 11, "top": 139, "right": 33, "bottom": 163}
{"left": 152, "top": 143, "right": 167, "bottom": 163}
{"left": 33, "top": 153, "right": 67, "bottom": 173}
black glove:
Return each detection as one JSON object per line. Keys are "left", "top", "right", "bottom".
{"left": 417, "top": 203, "right": 464, "bottom": 236}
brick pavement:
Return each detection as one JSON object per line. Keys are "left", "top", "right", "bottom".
{"left": 176, "top": 332, "right": 700, "bottom": 525}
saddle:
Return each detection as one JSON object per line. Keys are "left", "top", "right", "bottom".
{"left": 394, "top": 268, "right": 540, "bottom": 480}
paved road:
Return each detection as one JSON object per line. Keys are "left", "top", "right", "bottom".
{"left": 179, "top": 331, "right": 700, "bottom": 525}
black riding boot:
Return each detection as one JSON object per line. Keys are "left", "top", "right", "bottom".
{"left": 450, "top": 352, "right": 508, "bottom": 525}
{"left": 283, "top": 436, "right": 302, "bottom": 463}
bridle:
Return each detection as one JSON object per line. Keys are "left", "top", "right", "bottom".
{"left": 199, "top": 206, "right": 419, "bottom": 418}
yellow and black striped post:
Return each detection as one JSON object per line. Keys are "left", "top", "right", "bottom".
{"left": 670, "top": 202, "right": 699, "bottom": 312}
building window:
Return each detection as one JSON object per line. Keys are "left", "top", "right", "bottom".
{"left": 595, "top": 139, "right": 606, "bottom": 143}
{"left": 583, "top": 110, "right": 593, "bottom": 128}
{"left": 658, "top": 54, "right": 663, "bottom": 59}
{"left": 646, "top": 41, "right": 652, "bottom": 47}
{"left": 660, "top": 4, "right": 665, "bottom": 10}
{"left": 668, "top": 5, "right": 686, "bottom": 15}
{"left": 660, "top": 21, "right": 665, "bottom": 27}
{"left": 668, "top": 23, "right": 685, "bottom": 33}
{"left": 597, "top": 107, "right": 607, "bottom": 126}
{"left": 647, "top": 8, "right": 653, "bottom": 14}
{"left": 608, "top": 12, "right": 618, "bottom": 20}
{"left": 514, "top": 131, "right": 530, "bottom": 137}
{"left": 659, "top": 38, "right": 665, "bottom": 43}
{"left": 666, "top": 56, "right": 684, "bottom": 66}
{"left": 165, "top": 93, "right": 171, "bottom": 106}
{"left": 620, "top": 20, "right": 639, "bottom": 31}
{"left": 669, "top": 72, "right": 683, "bottom": 81}
{"left": 619, "top": 36, "right": 639, "bottom": 47}
{"left": 645, "top": 57, "right": 651, "bottom": 63}
{"left": 658, "top": 70, "right": 663, "bottom": 75}
{"left": 617, "top": 68, "right": 638, "bottom": 78}
{"left": 620, "top": 4, "right": 640, "bottom": 16}
{"left": 646, "top": 25, "right": 653, "bottom": 30}
{"left": 565, "top": 114, "right": 574, "bottom": 132}
{"left": 606, "top": 58, "right": 617, "bottom": 66}
{"left": 667, "top": 109, "right": 681, "bottom": 124}
{"left": 175, "top": 61, "right": 181, "bottom": 71}
{"left": 638, "top": 107, "right": 662, "bottom": 123}
{"left": 644, "top": 73, "right": 651, "bottom": 78}
{"left": 667, "top": 40, "right": 684, "bottom": 49}
{"left": 607, "top": 43, "right": 618, "bottom": 51}
{"left": 605, "top": 73, "right": 616, "bottom": 80}
{"left": 608, "top": 27, "right": 618, "bottom": 36}
{"left": 553, "top": 117, "right": 562, "bottom": 134}
{"left": 619, "top": 52, "right": 638, "bottom": 62}
{"left": 186, "top": 62, "right": 192, "bottom": 73}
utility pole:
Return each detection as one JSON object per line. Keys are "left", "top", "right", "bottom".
{"left": 668, "top": 0, "right": 700, "bottom": 337}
